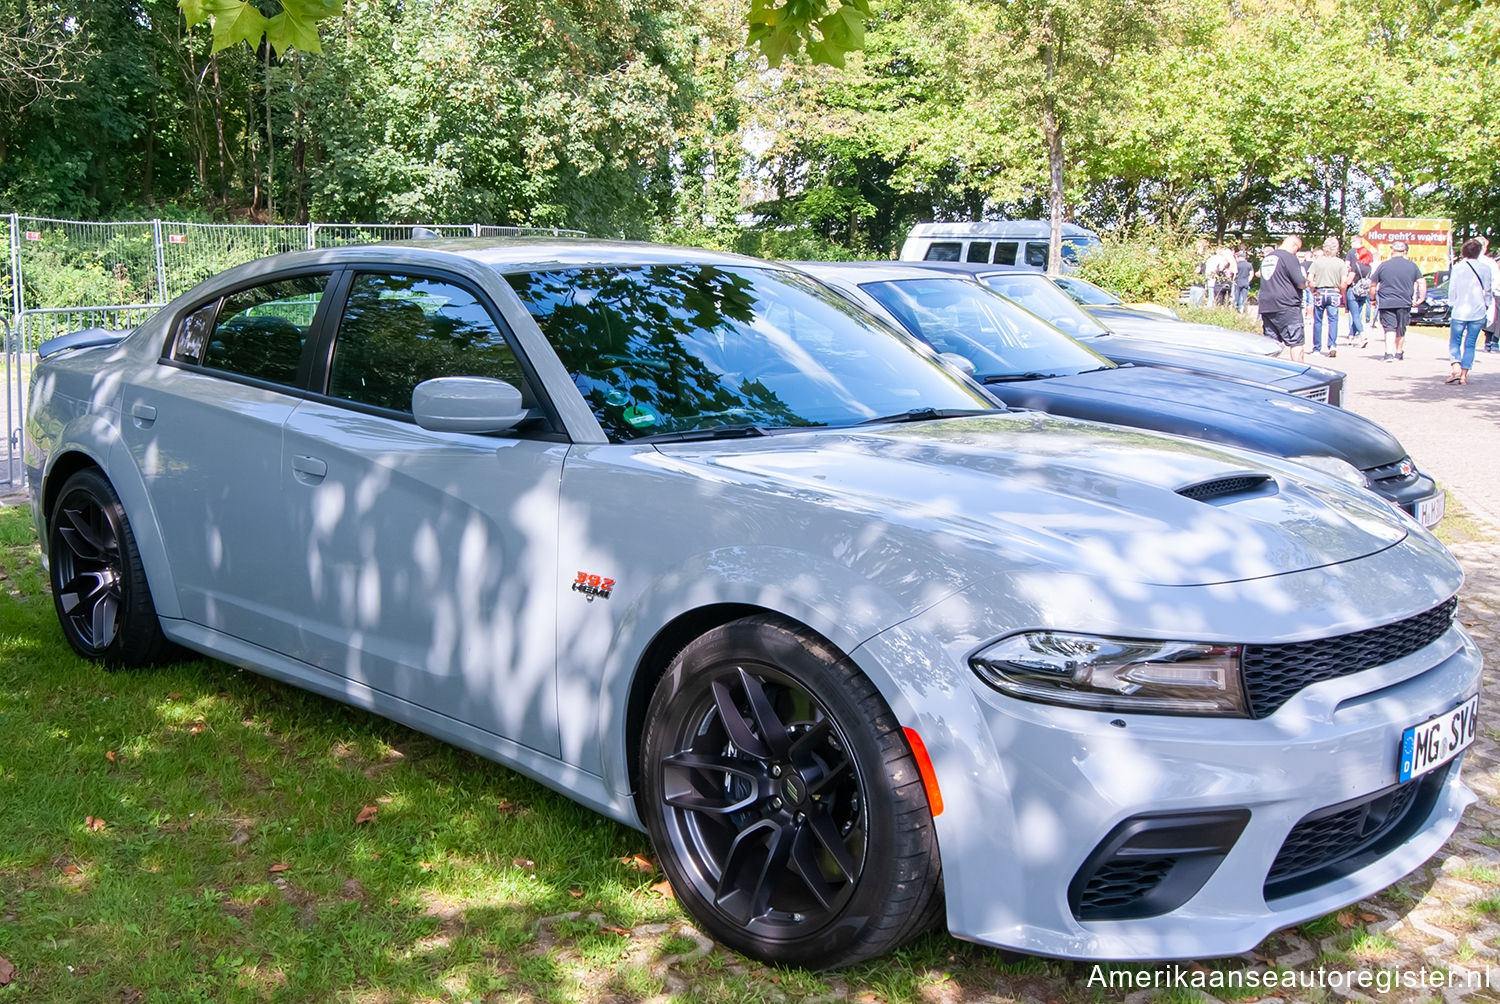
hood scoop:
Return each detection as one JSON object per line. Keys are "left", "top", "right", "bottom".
{"left": 1177, "top": 473, "right": 1276, "bottom": 505}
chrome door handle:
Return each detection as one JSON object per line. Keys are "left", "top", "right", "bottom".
{"left": 130, "top": 402, "right": 157, "bottom": 428}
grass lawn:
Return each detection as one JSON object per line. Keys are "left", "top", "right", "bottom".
{"left": 0, "top": 505, "right": 1060, "bottom": 1002}
{"left": 0, "top": 497, "right": 1490, "bottom": 1002}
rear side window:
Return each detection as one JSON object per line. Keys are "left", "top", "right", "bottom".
{"left": 1024, "top": 243, "right": 1049, "bottom": 268}
{"left": 327, "top": 273, "right": 525, "bottom": 414}
{"left": 923, "top": 242, "right": 962, "bottom": 262}
{"left": 966, "top": 241, "right": 991, "bottom": 263}
{"left": 172, "top": 274, "right": 327, "bottom": 386}
{"left": 993, "top": 242, "right": 1018, "bottom": 265}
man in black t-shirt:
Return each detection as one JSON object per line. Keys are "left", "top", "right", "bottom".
{"left": 1232, "top": 251, "right": 1253, "bottom": 312}
{"left": 1258, "top": 236, "right": 1309, "bottom": 361}
{"left": 1369, "top": 241, "right": 1426, "bottom": 361}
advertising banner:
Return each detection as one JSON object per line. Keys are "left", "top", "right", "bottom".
{"left": 1360, "top": 218, "right": 1452, "bottom": 275}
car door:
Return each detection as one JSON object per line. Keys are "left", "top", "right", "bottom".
{"left": 279, "top": 270, "right": 567, "bottom": 755}
{"left": 120, "top": 272, "right": 332, "bottom": 650}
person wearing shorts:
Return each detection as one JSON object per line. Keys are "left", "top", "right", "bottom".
{"left": 1370, "top": 241, "right": 1426, "bottom": 361}
{"left": 1258, "top": 236, "right": 1309, "bottom": 360}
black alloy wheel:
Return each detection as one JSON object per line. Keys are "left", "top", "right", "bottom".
{"left": 49, "top": 469, "right": 172, "bottom": 667}
{"left": 640, "top": 616, "right": 942, "bottom": 968}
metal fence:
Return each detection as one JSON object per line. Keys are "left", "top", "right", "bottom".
{"left": 1, "top": 213, "right": 585, "bottom": 487}
{"left": 6, "top": 214, "right": 585, "bottom": 320}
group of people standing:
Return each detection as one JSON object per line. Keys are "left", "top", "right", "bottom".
{"left": 1228, "top": 235, "right": 1494, "bottom": 385}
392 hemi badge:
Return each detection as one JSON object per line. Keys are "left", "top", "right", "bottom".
{"left": 572, "top": 571, "right": 615, "bottom": 601}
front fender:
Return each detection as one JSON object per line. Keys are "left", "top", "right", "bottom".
{"left": 580, "top": 544, "right": 961, "bottom": 816}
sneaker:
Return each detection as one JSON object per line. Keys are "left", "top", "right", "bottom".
{"left": 1396, "top": 352, "right": 1404, "bottom": 360}
{"left": 1359, "top": 338, "right": 1369, "bottom": 348}
{"left": 1383, "top": 354, "right": 1394, "bottom": 362}
{"left": 1327, "top": 348, "right": 1336, "bottom": 357}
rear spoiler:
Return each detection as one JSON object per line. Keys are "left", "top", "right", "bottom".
{"left": 37, "top": 327, "right": 131, "bottom": 360}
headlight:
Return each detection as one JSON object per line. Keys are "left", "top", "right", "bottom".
{"left": 1288, "top": 454, "right": 1370, "bottom": 488}
{"left": 970, "top": 632, "right": 1248, "bottom": 716}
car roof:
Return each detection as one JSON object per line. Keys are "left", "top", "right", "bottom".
{"left": 897, "top": 261, "right": 1044, "bottom": 279}
{"left": 218, "top": 238, "right": 783, "bottom": 277}
{"left": 906, "top": 221, "right": 1097, "bottom": 240}
{"left": 792, "top": 261, "right": 988, "bottom": 283}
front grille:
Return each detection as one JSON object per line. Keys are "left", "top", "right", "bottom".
{"left": 1293, "top": 385, "right": 1330, "bottom": 404}
{"left": 1177, "top": 475, "right": 1273, "bottom": 503}
{"left": 1077, "top": 857, "right": 1176, "bottom": 917}
{"left": 1367, "top": 455, "right": 1417, "bottom": 486}
{"left": 1242, "top": 597, "right": 1457, "bottom": 718}
{"left": 1265, "top": 764, "right": 1451, "bottom": 900}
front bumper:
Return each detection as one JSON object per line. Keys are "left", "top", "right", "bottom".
{"left": 860, "top": 606, "right": 1481, "bottom": 961}
{"left": 1365, "top": 463, "right": 1442, "bottom": 526}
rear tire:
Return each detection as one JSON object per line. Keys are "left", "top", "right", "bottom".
{"left": 639, "top": 615, "right": 943, "bottom": 968}
{"left": 49, "top": 469, "right": 174, "bottom": 668}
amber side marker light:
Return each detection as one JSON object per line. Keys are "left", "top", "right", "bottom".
{"left": 902, "top": 727, "right": 944, "bottom": 817}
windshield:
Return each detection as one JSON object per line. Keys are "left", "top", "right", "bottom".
{"left": 860, "top": 278, "right": 1110, "bottom": 381}
{"left": 975, "top": 272, "right": 1111, "bottom": 339}
{"left": 1061, "top": 237, "right": 1101, "bottom": 267}
{"left": 1054, "top": 275, "right": 1122, "bottom": 306}
{"left": 505, "top": 264, "right": 994, "bottom": 441}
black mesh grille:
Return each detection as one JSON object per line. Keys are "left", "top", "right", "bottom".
{"left": 1177, "top": 476, "right": 1271, "bottom": 502}
{"left": 1077, "top": 857, "right": 1176, "bottom": 918}
{"left": 1265, "top": 764, "right": 1450, "bottom": 900}
{"left": 1242, "top": 598, "right": 1457, "bottom": 718}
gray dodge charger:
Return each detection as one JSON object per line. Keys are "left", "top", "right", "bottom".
{"left": 26, "top": 239, "right": 1481, "bottom": 967}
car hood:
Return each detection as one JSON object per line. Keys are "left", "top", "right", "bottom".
{"left": 1085, "top": 307, "right": 1280, "bottom": 357}
{"left": 1080, "top": 335, "right": 1317, "bottom": 391}
{"left": 988, "top": 368, "right": 1403, "bottom": 470}
{"left": 663, "top": 414, "right": 1408, "bottom": 588}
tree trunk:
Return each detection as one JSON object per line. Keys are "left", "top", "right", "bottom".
{"left": 265, "top": 44, "right": 275, "bottom": 221}
{"left": 212, "top": 55, "right": 228, "bottom": 206}
{"left": 1041, "top": 40, "right": 1064, "bottom": 274}
{"left": 293, "top": 53, "right": 308, "bottom": 224}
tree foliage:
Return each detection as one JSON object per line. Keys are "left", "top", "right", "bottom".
{"left": 2, "top": 0, "right": 1493, "bottom": 255}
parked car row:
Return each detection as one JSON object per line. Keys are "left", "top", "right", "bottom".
{"left": 797, "top": 261, "right": 1441, "bottom": 526}
{"left": 27, "top": 239, "right": 1478, "bottom": 971}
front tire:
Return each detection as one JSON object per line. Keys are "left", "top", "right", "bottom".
{"left": 49, "top": 468, "right": 173, "bottom": 668}
{"left": 639, "top": 615, "right": 942, "bottom": 968}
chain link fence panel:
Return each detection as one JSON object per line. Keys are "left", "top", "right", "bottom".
{"left": 13, "top": 217, "right": 161, "bottom": 312}
{"left": 158, "top": 222, "right": 309, "bottom": 301}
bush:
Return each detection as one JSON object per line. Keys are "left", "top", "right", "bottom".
{"left": 1075, "top": 226, "right": 1200, "bottom": 306}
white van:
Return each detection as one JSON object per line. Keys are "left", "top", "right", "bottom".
{"left": 898, "top": 220, "right": 1102, "bottom": 270}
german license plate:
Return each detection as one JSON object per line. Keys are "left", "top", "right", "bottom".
{"left": 1398, "top": 694, "right": 1478, "bottom": 782}
{"left": 1416, "top": 491, "right": 1445, "bottom": 528}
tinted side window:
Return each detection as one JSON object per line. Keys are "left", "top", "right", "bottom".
{"left": 328, "top": 273, "right": 524, "bottom": 414}
{"left": 176, "top": 275, "right": 327, "bottom": 385}
{"left": 923, "top": 242, "right": 962, "bottom": 262}
{"left": 966, "top": 241, "right": 992, "bottom": 263}
{"left": 993, "top": 242, "right": 1018, "bottom": 265}
{"left": 1024, "top": 242, "right": 1049, "bottom": 268}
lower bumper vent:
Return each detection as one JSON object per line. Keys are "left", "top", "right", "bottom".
{"left": 1070, "top": 809, "right": 1250, "bottom": 921}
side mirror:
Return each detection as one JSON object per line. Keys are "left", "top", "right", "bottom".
{"left": 937, "top": 352, "right": 977, "bottom": 376}
{"left": 411, "top": 376, "right": 528, "bottom": 433}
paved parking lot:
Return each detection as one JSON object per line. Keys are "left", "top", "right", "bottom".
{"left": 1323, "top": 323, "right": 1500, "bottom": 536}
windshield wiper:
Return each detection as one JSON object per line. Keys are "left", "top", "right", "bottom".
{"left": 639, "top": 423, "right": 773, "bottom": 443}
{"left": 854, "top": 407, "right": 997, "bottom": 426}
{"left": 981, "top": 372, "right": 1063, "bottom": 383}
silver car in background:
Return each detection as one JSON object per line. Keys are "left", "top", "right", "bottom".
{"left": 27, "top": 240, "right": 1480, "bottom": 967}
